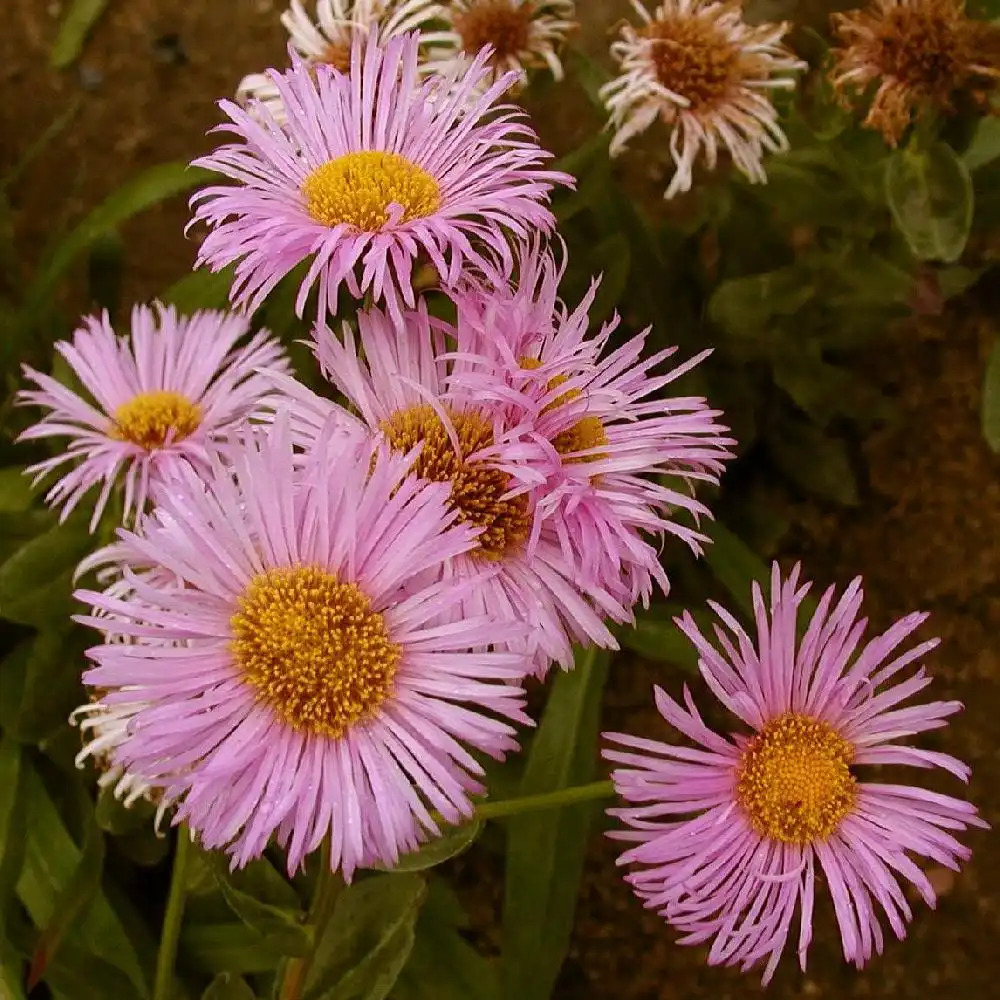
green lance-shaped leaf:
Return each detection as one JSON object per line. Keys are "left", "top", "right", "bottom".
{"left": 615, "top": 606, "right": 702, "bottom": 670}
{"left": 0, "top": 737, "right": 25, "bottom": 921}
{"left": 707, "top": 266, "right": 814, "bottom": 341}
{"left": 501, "top": 646, "right": 610, "bottom": 1000}
{"left": 765, "top": 416, "right": 860, "bottom": 507}
{"left": 383, "top": 820, "right": 483, "bottom": 873}
{"left": 302, "top": 872, "right": 426, "bottom": 1000}
{"left": 982, "top": 337, "right": 1000, "bottom": 453}
{"left": 161, "top": 265, "right": 238, "bottom": 315}
{"left": 885, "top": 142, "right": 974, "bottom": 263}
{"left": 202, "top": 972, "right": 257, "bottom": 1000}
{"left": 963, "top": 117, "right": 1000, "bottom": 172}
{"left": 0, "top": 469, "right": 36, "bottom": 513}
{"left": 50, "top": 0, "right": 111, "bottom": 70}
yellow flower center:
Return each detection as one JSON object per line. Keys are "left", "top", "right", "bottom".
{"left": 736, "top": 713, "right": 857, "bottom": 844}
{"left": 301, "top": 151, "right": 442, "bottom": 231}
{"left": 379, "top": 404, "right": 530, "bottom": 560}
{"left": 110, "top": 390, "right": 201, "bottom": 450}
{"left": 454, "top": 0, "right": 534, "bottom": 60}
{"left": 231, "top": 566, "right": 400, "bottom": 738}
{"left": 520, "top": 358, "right": 609, "bottom": 463}
{"left": 644, "top": 9, "right": 744, "bottom": 110}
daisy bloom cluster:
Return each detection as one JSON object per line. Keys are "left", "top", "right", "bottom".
{"left": 237, "top": 0, "right": 448, "bottom": 121}
{"left": 601, "top": 0, "right": 805, "bottom": 198}
{"left": 423, "top": 0, "right": 578, "bottom": 93}
{"left": 192, "top": 30, "right": 572, "bottom": 325}
{"left": 605, "top": 564, "right": 985, "bottom": 981}
{"left": 830, "top": 0, "right": 1000, "bottom": 146}
{"left": 17, "top": 303, "right": 288, "bottom": 530}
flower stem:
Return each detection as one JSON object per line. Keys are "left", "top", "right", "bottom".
{"left": 152, "top": 827, "right": 191, "bottom": 1000}
{"left": 475, "top": 779, "right": 616, "bottom": 820}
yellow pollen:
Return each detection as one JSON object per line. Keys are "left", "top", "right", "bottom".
{"left": 379, "top": 404, "right": 530, "bottom": 560}
{"left": 520, "top": 357, "right": 609, "bottom": 463}
{"left": 454, "top": 0, "right": 534, "bottom": 60}
{"left": 230, "top": 566, "right": 400, "bottom": 737}
{"left": 644, "top": 10, "right": 745, "bottom": 110}
{"left": 301, "top": 151, "right": 442, "bottom": 231}
{"left": 736, "top": 713, "right": 857, "bottom": 844}
{"left": 110, "top": 390, "right": 201, "bottom": 450}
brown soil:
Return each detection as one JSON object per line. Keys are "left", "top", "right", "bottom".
{"left": 3, "top": 2, "right": 998, "bottom": 999}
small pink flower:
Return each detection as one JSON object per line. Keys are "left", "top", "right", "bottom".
{"left": 17, "top": 303, "right": 288, "bottom": 531}
{"left": 75, "top": 419, "right": 531, "bottom": 877}
{"left": 273, "top": 304, "right": 624, "bottom": 675}
{"left": 605, "top": 564, "right": 985, "bottom": 982}
{"left": 449, "top": 242, "right": 734, "bottom": 610}
{"left": 191, "top": 30, "right": 571, "bottom": 326}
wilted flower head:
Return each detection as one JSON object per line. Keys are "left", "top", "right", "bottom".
{"left": 605, "top": 564, "right": 985, "bottom": 982}
{"left": 272, "top": 304, "right": 626, "bottom": 675}
{"left": 237, "top": 0, "right": 448, "bottom": 121}
{"left": 601, "top": 0, "right": 805, "bottom": 198}
{"left": 423, "top": 0, "right": 578, "bottom": 92}
{"left": 831, "top": 0, "right": 1000, "bottom": 146}
{"left": 192, "top": 30, "right": 571, "bottom": 326}
{"left": 17, "top": 303, "right": 288, "bottom": 531}
{"left": 75, "top": 419, "right": 531, "bottom": 877}
{"left": 449, "top": 242, "right": 734, "bottom": 611}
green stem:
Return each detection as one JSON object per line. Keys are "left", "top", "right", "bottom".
{"left": 475, "top": 779, "right": 615, "bottom": 821}
{"left": 279, "top": 841, "right": 341, "bottom": 1000}
{"left": 152, "top": 827, "right": 191, "bottom": 1000}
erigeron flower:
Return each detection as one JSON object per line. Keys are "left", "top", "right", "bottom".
{"left": 605, "top": 564, "right": 985, "bottom": 982}
{"left": 423, "top": 0, "right": 578, "bottom": 93}
{"left": 191, "top": 30, "right": 571, "bottom": 327}
{"left": 272, "top": 304, "right": 626, "bottom": 675}
{"left": 237, "top": 0, "right": 448, "bottom": 122}
{"left": 448, "top": 242, "right": 733, "bottom": 610}
{"left": 75, "top": 419, "right": 531, "bottom": 877}
{"left": 831, "top": 0, "right": 1000, "bottom": 146}
{"left": 17, "top": 303, "right": 288, "bottom": 531}
{"left": 601, "top": 0, "right": 805, "bottom": 198}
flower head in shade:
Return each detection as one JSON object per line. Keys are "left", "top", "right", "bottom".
{"left": 605, "top": 564, "right": 985, "bottom": 982}
{"left": 75, "top": 419, "right": 531, "bottom": 877}
{"left": 423, "top": 0, "right": 578, "bottom": 93}
{"left": 831, "top": 0, "right": 1000, "bottom": 146}
{"left": 191, "top": 30, "right": 572, "bottom": 326}
{"left": 448, "top": 242, "right": 734, "bottom": 611}
{"left": 273, "top": 305, "right": 624, "bottom": 675}
{"left": 17, "top": 304, "right": 288, "bottom": 531}
{"left": 237, "top": 0, "right": 448, "bottom": 122}
{"left": 600, "top": 0, "right": 805, "bottom": 198}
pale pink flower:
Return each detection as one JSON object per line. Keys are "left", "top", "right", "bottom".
{"left": 605, "top": 564, "right": 986, "bottom": 982}
{"left": 75, "top": 419, "right": 531, "bottom": 877}
{"left": 272, "top": 304, "right": 624, "bottom": 675}
{"left": 17, "top": 303, "right": 288, "bottom": 531}
{"left": 191, "top": 30, "right": 571, "bottom": 326}
{"left": 449, "top": 242, "right": 734, "bottom": 610}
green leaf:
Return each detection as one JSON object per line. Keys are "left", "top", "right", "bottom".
{"left": 0, "top": 737, "right": 25, "bottom": 917}
{"left": 87, "top": 229, "right": 125, "bottom": 317}
{"left": 302, "top": 872, "right": 426, "bottom": 1000}
{"left": 704, "top": 522, "right": 771, "bottom": 617}
{"left": 564, "top": 47, "right": 611, "bottom": 113}
{"left": 15, "top": 629, "right": 89, "bottom": 744}
{"left": 885, "top": 143, "right": 974, "bottom": 262}
{"left": 21, "top": 162, "right": 212, "bottom": 324}
{"left": 0, "top": 469, "right": 35, "bottom": 513}
{"left": 15, "top": 761, "right": 148, "bottom": 996}
{"left": 0, "top": 519, "right": 93, "bottom": 626}
{"left": 394, "top": 879, "right": 500, "bottom": 1000}
{"left": 212, "top": 866, "right": 312, "bottom": 958}
{"left": 180, "top": 923, "right": 293, "bottom": 976}
{"left": 588, "top": 234, "right": 630, "bottom": 326}
{"left": 501, "top": 646, "right": 610, "bottom": 1000}
{"left": 161, "top": 265, "right": 237, "bottom": 315}
{"left": 766, "top": 417, "right": 860, "bottom": 506}
{"left": 50, "top": 0, "right": 111, "bottom": 69}
{"left": 708, "top": 266, "right": 813, "bottom": 340}
{"left": 615, "top": 607, "right": 700, "bottom": 670}
{"left": 386, "top": 821, "right": 483, "bottom": 873}
{"left": 202, "top": 972, "right": 257, "bottom": 1000}
{"left": 0, "top": 937, "right": 26, "bottom": 1000}
{"left": 963, "top": 117, "right": 1000, "bottom": 172}
{"left": 982, "top": 337, "right": 1000, "bottom": 453}
{"left": 40, "top": 942, "right": 144, "bottom": 1000}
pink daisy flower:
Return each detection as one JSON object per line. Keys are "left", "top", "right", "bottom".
{"left": 74, "top": 418, "right": 531, "bottom": 877}
{"left": 190, "top": 30, "right": 572, "bottom": 326}
{"left": 604, "top": 564, "right": 985, "bottom": 982}
{"left": 272, "top": 304, "right": 624, "bottom": 675}
{"left": 449, "top": 242, "right": 734, "bottom": 610}
{"left": 17, "top": 303, "right": 288, "bottom": 531}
